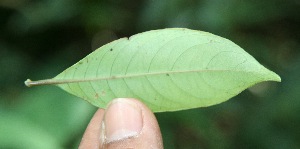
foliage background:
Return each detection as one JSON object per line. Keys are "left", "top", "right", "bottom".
{"left": 1, "top": 0, "right": 299, "bottom": 148}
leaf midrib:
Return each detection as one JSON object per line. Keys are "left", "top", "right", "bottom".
{"left": 25, "top": 69, "right": 270, "bottom": 87}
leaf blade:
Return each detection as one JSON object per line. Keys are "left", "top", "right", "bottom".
{"left": 29, "top": 28, "right": 281, "bottom": 112}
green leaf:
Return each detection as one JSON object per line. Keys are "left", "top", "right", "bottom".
{"left": 25, "top": 28, "right": 280, "bottom": 112}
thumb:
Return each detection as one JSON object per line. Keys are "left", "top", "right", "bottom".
{"left": 79, "top": 98, "right": 163, "bottom": 149}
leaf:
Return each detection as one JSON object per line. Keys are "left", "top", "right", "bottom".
{"left": 25, "top": 28, "right": 281, "bottom": 112}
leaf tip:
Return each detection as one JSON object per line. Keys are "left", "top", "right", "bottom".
{"left": 274, "top": 73, "right": 281, "bottom": 82}
{"left": 267, "top": 70, "right": 281, "bottom": 82}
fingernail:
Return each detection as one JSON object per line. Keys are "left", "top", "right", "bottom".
{"left": 102, "top": 98, "right": 143, "bottom": 144}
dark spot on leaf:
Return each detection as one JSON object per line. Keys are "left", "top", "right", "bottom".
{"left": 79, "top": 61, "right": 83, "bottom": 64}
{"left": 166, "top": 73, "right": 170, "bottom": 76}
{"left": 95, "top": 93, "right": 99, "bottom": 99}
{"left": 110, "top": 48, "right": 113, "bottom": 51}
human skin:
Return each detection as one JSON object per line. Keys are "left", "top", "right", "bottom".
{"left": 79, "top": 98, "right": 163, "bottom": 149}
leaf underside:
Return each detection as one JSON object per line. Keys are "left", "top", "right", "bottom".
{"left": 48, "top": 28, "right": 280, "bottom": 112}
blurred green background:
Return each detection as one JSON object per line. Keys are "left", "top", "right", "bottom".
{"left": 0, "top": 0, "right": 299, "bottom": 148}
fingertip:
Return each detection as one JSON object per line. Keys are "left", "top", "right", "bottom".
{"left": 102, "top": 98, "right": 163, "bottom": 149}
{"left": 79, "top": 98, "right": 163, "bottom": 149}
{"left": 103, "top": 98, "right": 143, "bottom": 143}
